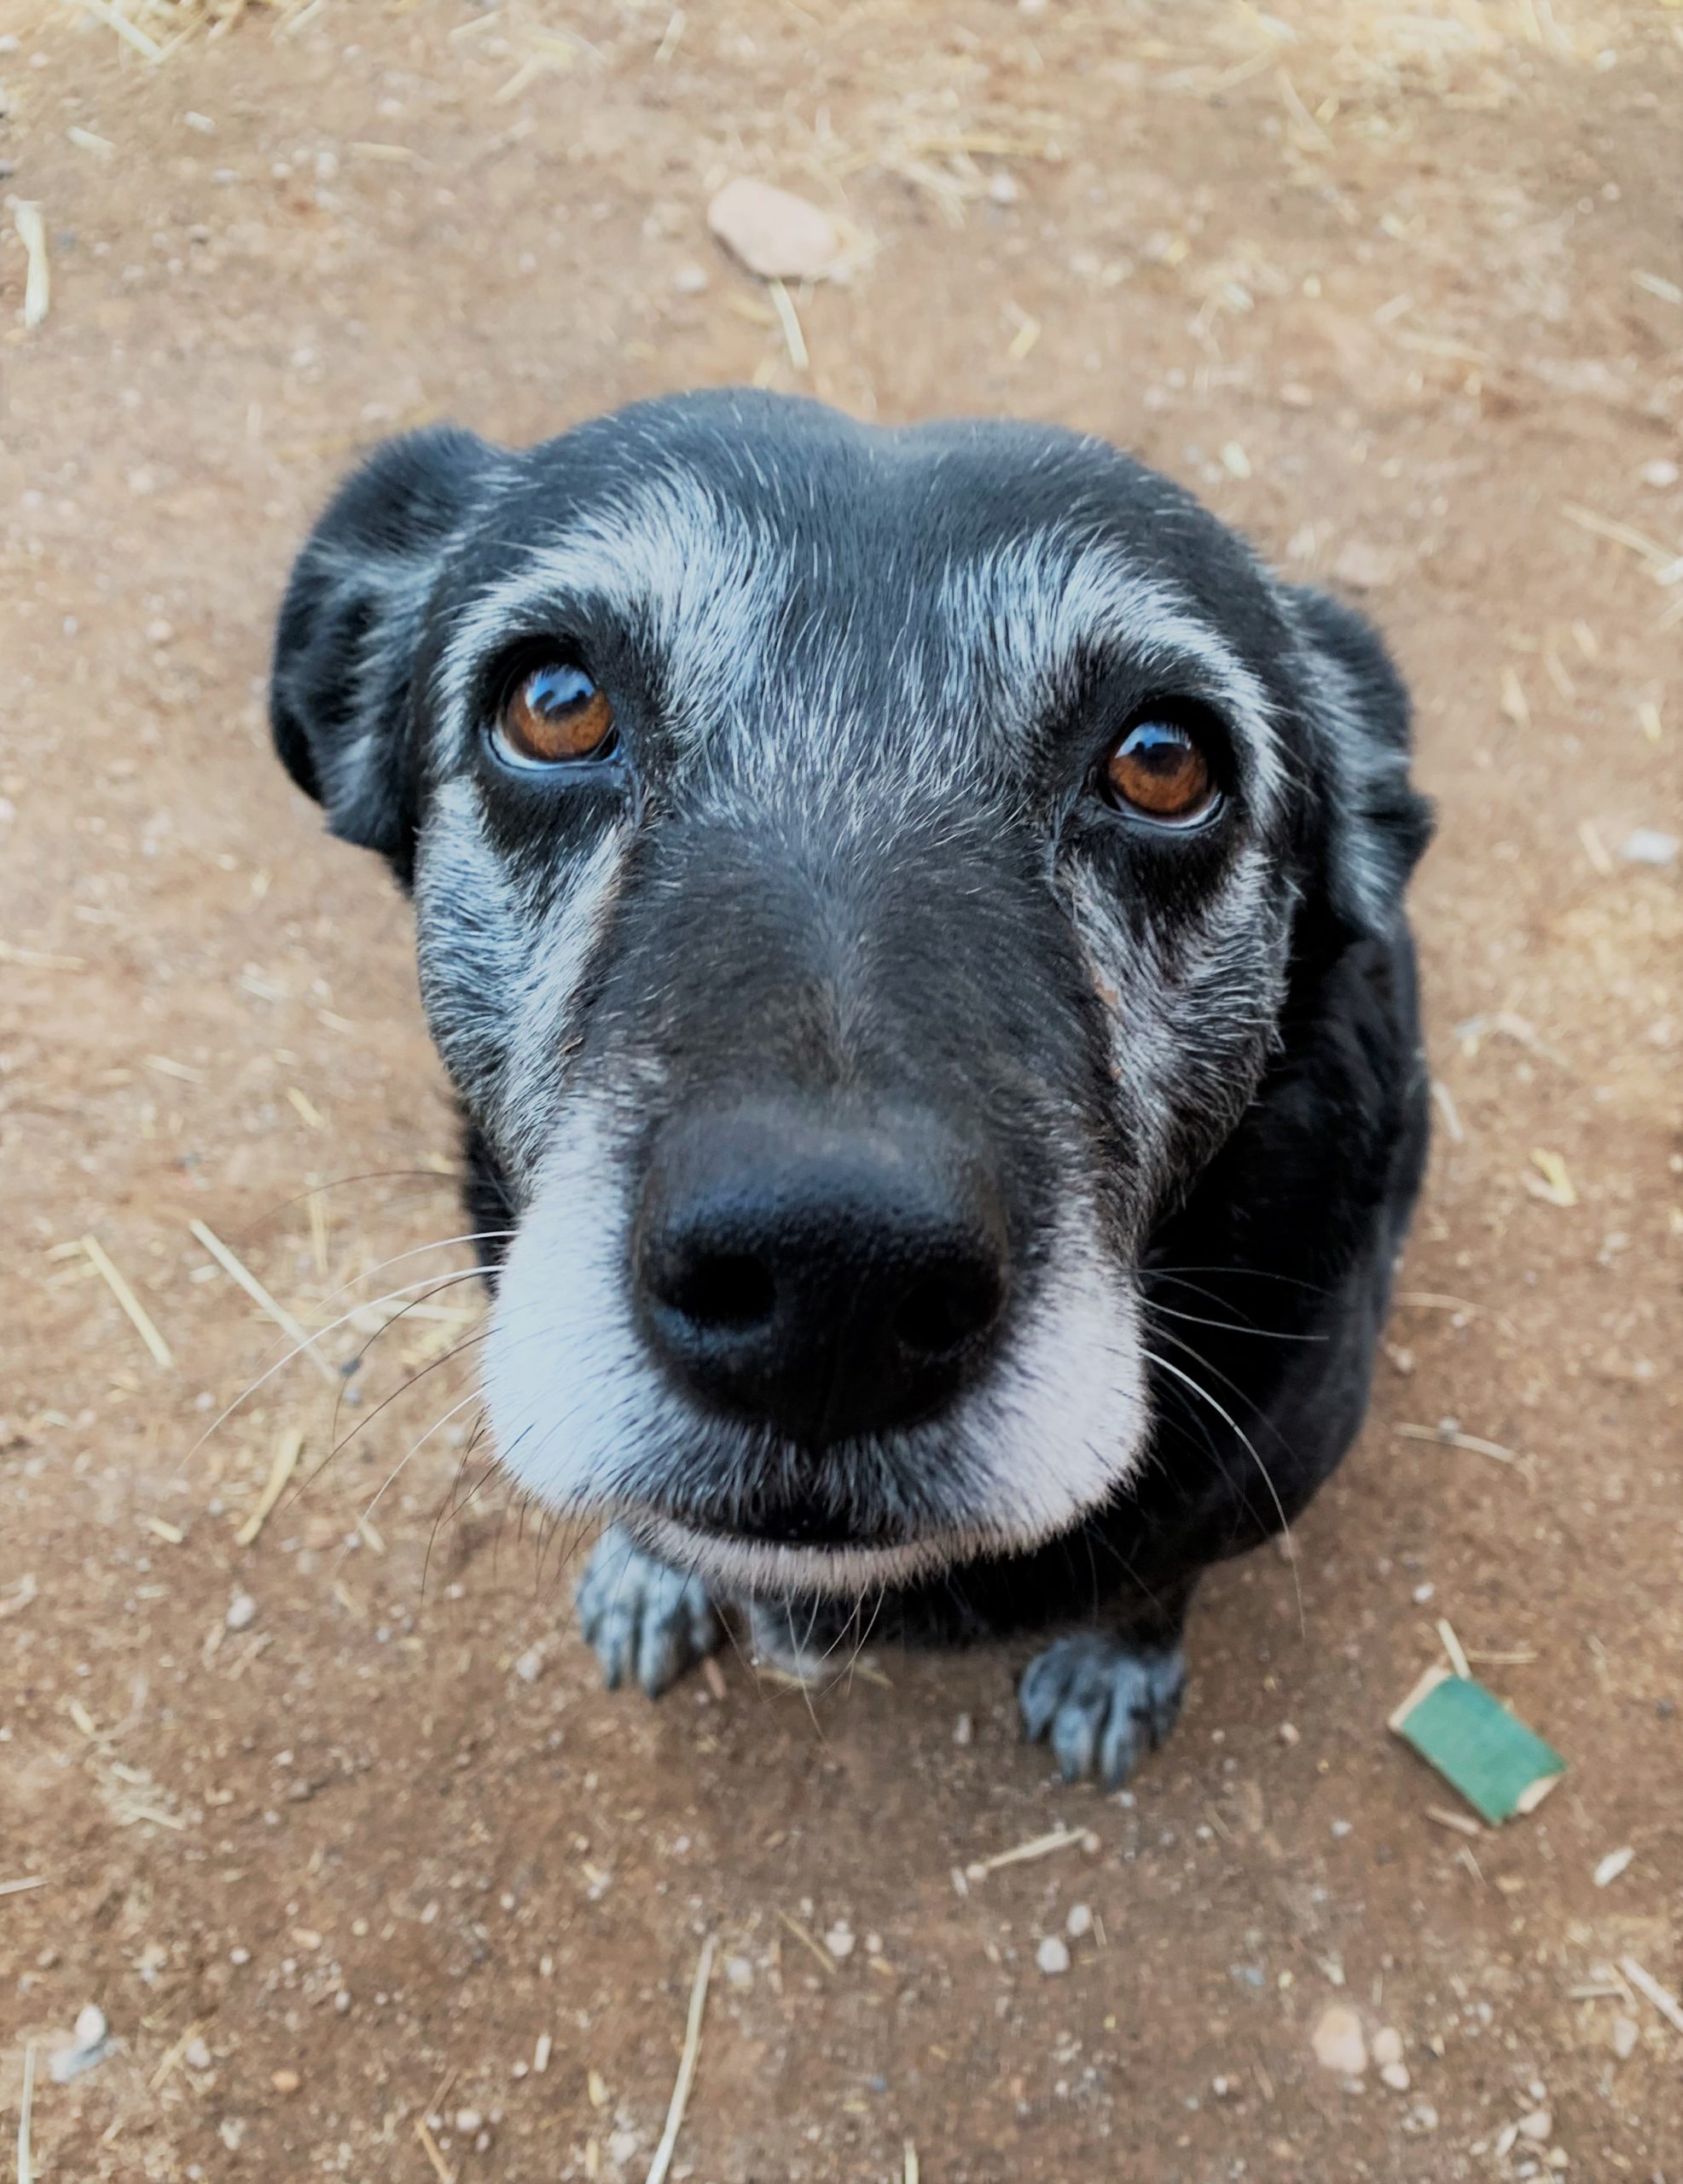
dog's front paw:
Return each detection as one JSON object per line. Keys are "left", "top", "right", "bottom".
{"left": 1019, "top": 1630, "right": 1186, "bottom": 1786}
{"left": 575, "top": 1524, "right": 722, "bottom": 1697}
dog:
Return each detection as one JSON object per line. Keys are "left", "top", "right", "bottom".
{"left": 270, "top": 390, "right": 1431, "bottom": 1786}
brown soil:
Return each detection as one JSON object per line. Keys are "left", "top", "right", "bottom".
{"left": 2, "top": 3, "right": 1680, "bottom": 2178}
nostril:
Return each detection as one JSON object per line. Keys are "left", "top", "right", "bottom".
{"left": 653, "top": 1246, "right": 777, "bottom": 1334}
{"left": 894, "top": 1259, "right": 1004, "bottom": 1363}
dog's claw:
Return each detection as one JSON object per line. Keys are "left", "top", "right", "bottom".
{"left": 575, "top": 1525, "right": 722, "bottom": 1698}
{"left": 1019, "top": 1630, "right": 1186, "bottom": 1786}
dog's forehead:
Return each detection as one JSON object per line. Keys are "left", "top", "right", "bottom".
{"left": 435, "top": 398, "right": 1287, "bottom": 782}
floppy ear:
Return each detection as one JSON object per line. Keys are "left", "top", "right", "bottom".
{"left": 270, "top": 426, "right": 500, "bottom": 882}
{"left": 1286, "top": 584, "right": 1434, "bottom": 937}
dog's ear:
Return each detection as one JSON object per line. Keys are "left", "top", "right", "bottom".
{"left": 270, "top": 426, "right": 499, "bottom": 880}
{"left": 1286, "top": 584, "right": 1434, "bottom": 936}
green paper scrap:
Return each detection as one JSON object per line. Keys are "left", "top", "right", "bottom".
{"left": 1389, "top": 1665, "right": 1565, "bottom": 1827}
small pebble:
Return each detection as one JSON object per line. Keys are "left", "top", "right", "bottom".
{"left": 952, "top": 1711, "right": 973, "bottom": 1746}
{"left": 225, "top": 1591, "right": 258, "bottom": 1632}
{"left": 1639, "top": 457, "right": 1679, "bottom": 487}
{"left": 184, "top": 2037, "right": 212, "bottom": 2071}
{"left": 671, "top": 262, "right": 710, "bottom": 295}
{"left": 1036, "top": 1935, "right": 1071, "bottom": 1978}
{"left": 1065, "top": 1902, "right": 1093, "bottom": 1939}
{"left": 271, "top": 2070, "right": 300, "bottom": 2095}
{"left": 1381, "top": 2061, "right": 1411, "bottom": 2092}
{"left": 1311, "top": 2003, "right": 1367, "bottom": 2077}
{"left": 824, "top": 1922, "right": 855, "bottom": 1960}
{"left": 455, "top": 2109, "right": 483, "bottom": 2135}
{"left": 1622, "top": 829, "right": 1677, "bottom": 868}
{"left": 73, "top": 2005, "right": 107, "bottom": 2048}
{"left": 1518, "top": 2110, "right": 1552, "bottom": 2143}
{"left": 1611, "top": 2015, "right": 1639, "bottom": 2061}
{"left": 1371, "top": 2027, "right": 1403, "bottom": 2068}
{"left": 724, "top": 1955, "right": 754, "bottom": 1991}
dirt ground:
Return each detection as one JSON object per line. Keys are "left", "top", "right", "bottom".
{"left": 3, "top": 1, "right": 1680, "bottom": 2177}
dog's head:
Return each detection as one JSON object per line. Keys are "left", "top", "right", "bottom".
{"left": 273, "top": 391, "right": 1428, "bottom": 1596}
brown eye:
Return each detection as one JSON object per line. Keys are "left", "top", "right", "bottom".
{"left": 1103, "top": 717, "right": 1217, "bottom": 823}
{"left": 496, "top": 663, "right": 616, "bottom": 766}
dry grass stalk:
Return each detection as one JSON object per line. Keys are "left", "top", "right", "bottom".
{"left": 11, "top": 203, "right": 50, "bottom": 329}
{"left": 0, "top": 1877, "right": 47, "bottom": 1900}
{"left": 965, "top": 1824, "right": 1091, "bottom": 1879}
{"left": 644, "top": 1934, "right": 715, "bottom": 2184}
{"left": 16, "top": 2041, "right": 35, "bottom": 2184}
{"left": 235, "top": 1426, "right": 305, "bottom": 1547}
{"left": 777, "top": 1910, "right": 835, "bottom": 1974}
{"left": 1395, "top": 1422, "right": 1518, "bottom": 1466}
{"left": 412, "top": 2117, "right": 456, "bottom": 2184}
{"left": 81, "top": 1236, "right": 175, "bottom": 1371}
{"left": 189, "top": 1218, "right": 339, "bottom": 1384}
{"left": 1425, "top": 1804, "right": 1483, "bottom": 1838}
{"left": 1436, "top": 1618, "right": 1471, "bottom": 1680}
{"left": 1621, "top": 1956, "right": 1683, "bottom": 2038}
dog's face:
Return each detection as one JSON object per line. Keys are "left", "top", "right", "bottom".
{"left": 273, "top": 392, "right": 1425, "bottom": 1598}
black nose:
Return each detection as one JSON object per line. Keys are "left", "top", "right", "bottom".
{"left": 634, "top": 1103, "right": 1010, "bottom": 1447}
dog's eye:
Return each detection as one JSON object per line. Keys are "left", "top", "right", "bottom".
{"left": 496, "top": 663, "right": 617, "bottom": 766}
{"left": 1101, "top": 717, "right": 1217, "bottom": 824}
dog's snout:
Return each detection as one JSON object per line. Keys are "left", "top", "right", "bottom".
{"left": 635, "top": 1104, "right": 1009, "bottom": 1448}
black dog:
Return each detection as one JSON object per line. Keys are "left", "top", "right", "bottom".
{"left": 272, "top": 391, "right": 1431, "bottom": 1785}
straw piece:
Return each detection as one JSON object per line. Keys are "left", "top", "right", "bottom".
{"left": 189, "top": 1219, "right": 339, "bottom": 1384}
{"left": 644, "top": 1934, "right": 715, "bottom": 2184}
{"left": 1562, "top": 502, "right": 1677, "bottom": 572}
{"left": 903, "top": 2143, "right": 920, "bottom": 2184}
{"left": 777, "top": 1910, "right": 835, "bottom": 1974}
{"left": 413, "top": 2117, "right": 456, "bottom": 2184}
{"left": 17, "top": 2042, "right": 34, "bottom": 2184}
{"left": 1620, "top": 1956, "right": 1683, "bottom": 2037}
{"left": 0, "top": 1878, "right": 46, "bottom": 1900}
{"left": 766, "top": 279, "right": 808, "bottom": 372}
{"left": 965, "top": 1824, "right": 1092, "bottom": 1879}
{"left": 1436, "top": 1618, "right": 1470, "bottom": 1680}
{"left": 235, "top": 1427, "right": 305, "bottom": 1548}
{"left": 82, "top": 1236, "right": 175, "bottom": 1370}
{"left": 1395, "top": 1423, "right": 1517, "bottom": 1466}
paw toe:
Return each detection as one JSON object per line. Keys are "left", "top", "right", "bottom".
{"left": 1019, "top": 1632, "right": 1186, "bottom": 1786}
{"left": 575, "top": 1525, "right": 721, "bottom": 1699}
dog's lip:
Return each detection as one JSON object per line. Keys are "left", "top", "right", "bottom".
{"left": 633, "top": 1508, "right": 972, "bottom": 1597}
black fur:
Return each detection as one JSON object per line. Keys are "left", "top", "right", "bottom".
{"left": 270, "top": 390, "right": 1432, "bottom": 1783}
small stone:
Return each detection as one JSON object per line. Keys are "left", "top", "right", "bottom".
{"left": 671, "top": 262, "right": 710, "bottom": 296}
{"left": 1332, "top": 539, "right": 1399, "bottom": 591}
{"left": 73, "top": 2005, "right": 107, "bottom": 2048}
{"left": 454, "top": 2109, "right": 483, "bottom": 2135}
{"left": 706, "top": 177, "right": 843, "bottom": 282}
{"left": 1278, "top": 1722, "right": 1300, "bottom": 1746}
{"left": 1036, "top": 1935, "right": 1071, "bottom": 1978}
{"left": 1611, "top": 2014, "right": 1639, "bottom": 2060}
{"left": 183, "top": 2037, "right": 212, "bottom": 2071}
{"left": 952, "top": 1711, "right": 973, "bottom": 1746}
{"left": 724, "top": 1955, "right": 754, "bottom": 1991}
{"left": 1381, "top": 2061, "right": 1411, "bottom": 2092}
{"left": 1639, "top": 458, "right": 1679, "bottom": 488}
{"left": 1518, "top": 2109, "right": 1552, "bottom": 2143}
{"left": 1065, "top": 1902, "right": 1093, "bottom": 1939}
{"left": 225, "top": 1591, "right": 258, "bottom": 1632}
{"left": 988, "top": 171, "right": 1019, "bottom": 206}
{"left": 824, "top": 1921, "right": 855, "bottom": 1960}
{"left": 271, "top": 2070, "right": 300, "bottom": 2095}
{"left": 1622, "top": 828, "right": 1678, "bottom": 868}
{"left": 1311, "top": 2003, "right": 1367, "bottom": 2077}
{"left": 1409, "top": 2104, "right": 1439, "bottom": 2133}
{"left": 512, "top": 1644, "right": 546, "bottom": 1683}
{"left": 1371, "top": 2027, "right": 1403, "bottom": 2068}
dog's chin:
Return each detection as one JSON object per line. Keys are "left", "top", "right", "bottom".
{"left": 634, "top": 1509, "right": 981, "bottom": 1600}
